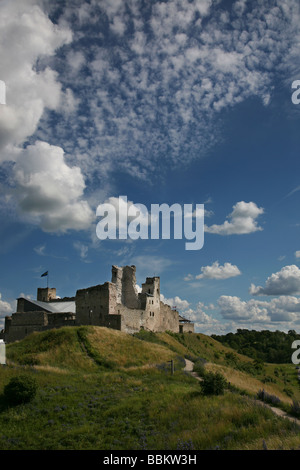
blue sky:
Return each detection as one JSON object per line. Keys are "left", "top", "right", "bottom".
{"left": 1, "top": 0, "right": 300, "bottom": 334}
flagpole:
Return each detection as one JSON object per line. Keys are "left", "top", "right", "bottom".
{"left": 41, "top": 271, "right": 49, "bottom": 288}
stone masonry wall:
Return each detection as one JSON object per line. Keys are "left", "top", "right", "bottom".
{"left": 158, "top": 302, "right": 179, "bottom": 332}
{"left": 76, "top": 282, "right": 117, "bottom": 326}
{"left": 180, "top": 322, "right": 194, "bottom": 333}
{"left": 5, "top": 311, "right": 48, "bottom": 343}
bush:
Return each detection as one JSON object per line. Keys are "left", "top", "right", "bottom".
{"left": 3, "top": 375, "right": 38, "bottom": 405}
{"left": 256, "top": 389, "right": 281, "bottom": 406}
{"left": 290, "top": 400, "right": 300, "bottom": 418}
{"left": 200, "top": 371, "right": 227, "bottom": 396}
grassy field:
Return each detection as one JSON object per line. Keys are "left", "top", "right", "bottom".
{"left": 0, "top": 326, "right": 300, "bottom": 450}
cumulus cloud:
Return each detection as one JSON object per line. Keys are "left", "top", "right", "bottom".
{"left": 205, "top": 201, "right": 264, "bottom": 235}
{"left": 218, "top": 294, "right": 300, "bottom": 325}
{"left": 0, "top": 0, "right": 72, "bottom": 160}
{"left": 0, "top": 0, "right": 96, "bottom": 234}
{"left": 195, "top": 261, "right": 241, "bottom": 280}
{"left": 160, "top": 294, "right": 190, "bottom": 311}
{"left": 175, "top": 293, "right": 300, "bottom": 334}
{"left": 218, "top": 295, "right": 269, "bottom": 322}
{"left": 13, "top": 141, "right": 94, "bottom": 232}
{"left": 179, "top": 301, "right": 225, "bottom": 335}
{"left": 0, "top": 294, "right": 13, "bottom": 316}
{"left": 0, "top": 293, "right": 13, "bottom": 329}
{"left": 250, "top": 265, "right": 300, "bottom": 296}
{"left": 1, "top": 0, "right": 300, "bottom": 233}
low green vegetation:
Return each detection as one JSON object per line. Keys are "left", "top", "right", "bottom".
{"left": 0, "top": 326, "right": 300, "bottom": 450}
{"left": 200, "top": 371, "right": 228, "bottom": 396}
{"left": 3, "top": 375, "right": 37, "bottom": 406}
{"left": 211, "top": 329, "right": 300, "bottom": 363}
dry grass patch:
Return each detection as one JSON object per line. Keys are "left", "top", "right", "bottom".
{"left": 87, "top": 327, "right": 176, "bottom": 368}
{"left": 206, "top": 363, "right": 293, "bottom": 404}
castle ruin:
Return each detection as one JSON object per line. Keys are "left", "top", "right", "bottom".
{"left": 3, "top": 265, "right": 194, "bottom": 343}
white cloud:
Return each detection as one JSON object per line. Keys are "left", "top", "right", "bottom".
{"left": 160, "top": 294, "right": 190, "bottom": 311}
{"left": 184, "top": 274, "right": 193, "bottom": 281}
{"left": 136, "top": 284, "right": 142, "bottom": 294}
{"left": 1, "top": 0, "right": 300, "bottom": 233}
{"left": 218, "top": 294, "right": 300, "bottom": 325}
{"left": 205, "top": 201, "right": 264, "bottom": 235}
{"left": 73, "top": 241, "right": 89, "bottom": 259}
{"left": 0, "top": 0, "right": 72, "bottom": 161}
{"left": 131, "top": 255, "right": 173, "bottom": 278}
{"left": 250, "top": 265, "right": 300, "bottom": 296}
{"left": 34, "top": 244, "right": 46, "bottom": 256}
{"left": 295, "top": 251, "right": 300, "bottom": 258}
{"left": 67, "top": 50, "right": 86, "bottom": 72}
{"left": 13, "top": 141, "right": 94, "bottom": 232}
{"left": 0, "top": 294, "right": 13, "bottom": 316}
{"left": 34, "top": 0, "right": 300, "bottom": 186}
{"left": 0, "top": 0, "right": 96, "bottom": 235}
{"left": 180, "top": 301, "right": 225, "bottom": 335}
{"left": 195, "top": 261, "right": 241, "bottom": 280}
{"left": 218, "top": 295, "right": 269, "bottom": 322}
{"left": 0, "top": 293, "right": 14, "bottom": 329}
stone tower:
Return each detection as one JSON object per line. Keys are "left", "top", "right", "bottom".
{"left": 111, "top": 265, "right": 140, "bottom": 309}
{"left": 37, "top": 287, "right": 56, "bottom": 302}
{"left": 141, "top": 276, "right": 160, "bottom": 299}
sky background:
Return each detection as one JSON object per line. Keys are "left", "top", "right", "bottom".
{"left": 1, "top": 0, "right": 300, "bottom": 335}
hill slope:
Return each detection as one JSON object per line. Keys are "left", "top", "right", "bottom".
{"left": 0, "top": 326, "right": 300, "bottom": 450}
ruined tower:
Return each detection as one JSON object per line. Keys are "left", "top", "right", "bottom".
{"left": 111, "top": 265, "right": 140, "bottom": 309}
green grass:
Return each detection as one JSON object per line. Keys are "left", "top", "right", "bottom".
{"left": 0, "top": 326, "right": 300, "bottom": 450}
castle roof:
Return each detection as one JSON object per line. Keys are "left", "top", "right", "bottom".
{"left": 18, "top": 298, "right": 75, "bottom": 314}
{"left": 179, "top": 315, "right": 192, "bottom": 323}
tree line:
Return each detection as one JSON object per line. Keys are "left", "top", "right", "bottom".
{"left": 211, "top": 329, "right": 300, "bottom": 363}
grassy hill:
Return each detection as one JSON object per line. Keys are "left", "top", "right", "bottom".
{"left": 1, "top": 326, "right": 300, "bottom": 450}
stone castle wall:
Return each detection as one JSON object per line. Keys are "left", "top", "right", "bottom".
{"left": 75, "top": 282, "right": 117, "bottom": 326}
{"left": 3, "top": 265, "right": 193, "bottom": 342}
{"left": 4, "top": 311, "right": 75, "bottom": 343}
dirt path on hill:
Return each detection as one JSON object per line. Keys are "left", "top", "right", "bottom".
{"left": 184, "top": 358, "right": 202, "bottom": 381}
{"left": 184, "top": 359, "right": 300, "bottom": 427}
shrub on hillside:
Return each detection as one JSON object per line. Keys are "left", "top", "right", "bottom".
{"left": 3, "top": 375, "right": 38, "bottom": 406}
{"left": 290, "top": 400, "right": 300, "bottom": 418}
{"left": 257, "top": 389, "right": 281, "bottom": 406}
{"left": 200, "top": 371, "right": 227, "bottom": 396}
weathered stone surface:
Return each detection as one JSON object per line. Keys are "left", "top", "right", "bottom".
{"left": 4, "top": 265, "right": 194, "bottom": 343}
